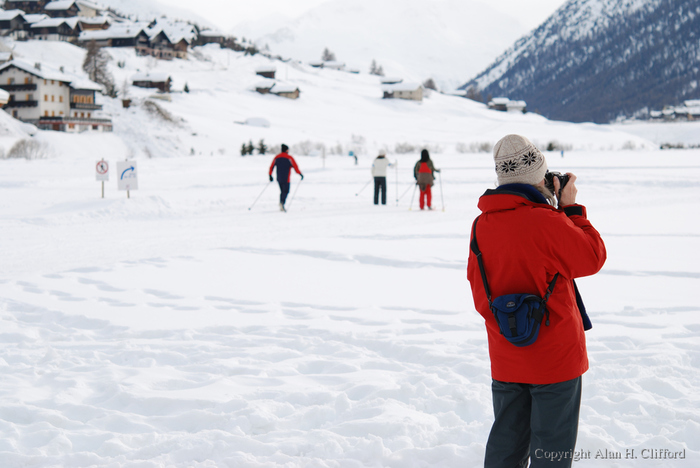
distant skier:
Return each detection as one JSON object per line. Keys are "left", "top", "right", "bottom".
{"left": 371, "top": 149, "right": 393, "bottom": 205}
{"left": 269, "top": 144, "right": 303, "bottom": 212}
{"left": 413, "top": 149, "right": 440, "bottom": 210}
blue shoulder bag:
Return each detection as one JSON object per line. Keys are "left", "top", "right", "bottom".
{"left": 470, "top": 217, "right": 559, "bottom": 347}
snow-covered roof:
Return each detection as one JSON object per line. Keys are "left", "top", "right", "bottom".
{"left": 0, "top": 88, "right": 9, "bottom": 102}
{"left": 199, "top": 29, "right": 224, "bottom": 37}
{"left": 0, "top": 9, "right": 25, "bottom": 20}
{"left": 489, "top": 97, "right": 511, "bottom": 105}
{"left": 323, "top": 61, "right": 345, "bottom": 69}
{"left": 380, "top": 77, "right": 403, "bottom": 84}
{"left": 79, "top": 22, "right": 147, "bottom": 40}
{"left": 31, "top": 17, "right": 79, "bottom": 29}
{"left": 22, "top": 14, "right": 49, "bottom": 24}
{"left": 382, "top": 82, "right": 422, "bottom": 92}
{"left": 146, "top": 19, "right": 197, "bottom": 44}
{"left": 0, "top": 59, "right": 102, "bottom": 91}
{"left": 44, "top": 0, "right": 77, "bottom": 11}
{"left": 255, "top": 65, "right": 276, "bottom": 73}
{"left": 255, "top": 80, "right": 275, "bottom": 89}
{"left": 271, "top": 84, "right": 299, "bottom": 93}
{"left": 132, "top": 71, "right": 170, "bottom": 82}
{"left": 0, "top": 52, "right": 12, "bottom": 61}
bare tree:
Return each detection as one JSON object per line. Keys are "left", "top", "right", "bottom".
{"left": 322, "top": 48, "right": 336, "bottom": 61}
{"left": 82, "top": 40, "right": 116, "bottom": 97}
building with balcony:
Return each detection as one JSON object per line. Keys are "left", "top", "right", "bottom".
{"left": 0, "top": 60, "right": 111, "bottom": 132}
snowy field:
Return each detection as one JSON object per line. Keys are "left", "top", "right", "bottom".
{"left": 0, "top": 38, "right": 698, "bottom": 467}
{"left": 1, "top": 142, "right": 698, "bottom": 467}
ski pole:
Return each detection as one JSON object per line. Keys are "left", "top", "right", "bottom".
{"left": 395, "top": 160, "right": 399, "bottom": 206}
{"left": 248, "top": 181, "right": 272, "bottom": 210}
{"left": 439, "top": 171, "right": 445, "bottom": 212}
{"left": 355, "top": 179, "right": 372, "bottom": 196}
{"left": 408, "top": 184, "right": 418, "bottom": 211}
{"left": 286, "top": 177, "right": 304, "bottom": 211}
{"left": 398, "top": 182, "right": 414, "bottom": 201}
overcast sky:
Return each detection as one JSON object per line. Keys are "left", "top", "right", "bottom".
{"left": 163, "top": 0, "right": 570, "bottom": 31}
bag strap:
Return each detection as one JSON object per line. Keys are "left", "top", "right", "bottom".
{"left": 470, "top": 217, "right": 493, "bottom": 307}
{"left": 470, "top": 216, "right": 560, "bottom": 321}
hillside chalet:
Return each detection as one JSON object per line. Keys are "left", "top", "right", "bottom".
{"left": 255, "top": 65, "right": 276, "bottom": 79}
{"left": 488, "top": 97, "right": 527, "bottom": 113}
{"left": 382, "top": 82, "right": 423, "bottom": 101}
{"left": 131, "top": 72, "right": 172, "bottom": 93}
{"left": 3, "top": 0, "right": 50, "bottom": 14}
{"left": 31, "top": 17, "right": 81, "bottom": 42}
{"left": 0, "top": 59, "right": 112, "bottom": 132}
{"left": 43, "top": 0, "right": 101, "bottom": 18}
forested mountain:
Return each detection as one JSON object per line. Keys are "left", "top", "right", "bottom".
{"left": 461, "top": 0, "right": 700, "bottom": 123}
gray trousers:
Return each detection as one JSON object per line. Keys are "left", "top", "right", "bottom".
{"left": 484, "top": 377, "right": 582, "bottom": 468}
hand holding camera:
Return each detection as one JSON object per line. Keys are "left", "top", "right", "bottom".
{"left": 545, "top": 171, "right": 577, "bottom": 206}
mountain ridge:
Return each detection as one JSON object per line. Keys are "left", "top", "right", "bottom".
{"left": 461, "top": 0, "right": 700, "bottom": 123}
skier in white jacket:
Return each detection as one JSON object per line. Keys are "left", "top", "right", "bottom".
{"left": 371, "top": 150, "right": 393, "bottom": 205}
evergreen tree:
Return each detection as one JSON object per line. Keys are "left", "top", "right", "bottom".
{"left": 247, "top": 140, "right": 255, "bottom": 155}
{"left": 322, "top": 48, "right": 336, "bottom": 61}
{"left": 257, "top": 139, "right": 267, "bottom": 155}
{"left": 82, "top": 40, "right": 117, "bottom": 97}
{"left": 241, "top": 143, "right": 248, "bottom": 156}
{"left": 183, "top": 82, "right": 190, "bottom": 93}
{"left": 370, "top": 59, "right": 384, "bottom": 76}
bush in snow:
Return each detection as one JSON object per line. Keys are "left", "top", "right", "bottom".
{"left": 142, "top": 100, "right": 183, "bottom": 126}
{"left": 423, "top": 78, "right": 438, "bottom": 91}
{"left": 5, "top": 139, "right": 49, "bottom": 160}
{"left": 456, "top": 142, "right": 493, "bottom": 153}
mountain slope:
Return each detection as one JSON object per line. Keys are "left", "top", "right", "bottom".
{"left": 462, "top": 0, "right": 700, "bottom": 123}
{"left": 242, "top": 0, "right": 527, "bottom": 90}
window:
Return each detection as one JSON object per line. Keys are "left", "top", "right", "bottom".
{"left": 45, "top": 110, "right": 49, "bottom": 116}
{"left": 44, "top": 95, "right": 48, "bottom": 101}
{"left": 51, "top": 95, "right": 54, "bottom": 102}
{"left": 80, "top": 112, "right": 84, "bottom": 118}
{"left": 87, "top": 113, "right": 91, "bottom": 118}
{"left": 59, "top": 96, "right": 63, "bottom": 103}
{"left": 51, "top": 111, "right": 55, "bottom": 116}
{"left": 51, "top": 80, "right": 54, "bottom": 85}
{"left": 68, "top": 124, "right": 75, "bottom": 129}
{"left": 8, "top": 78, "right": 14, "bottom": 85}
{"left": 25, "top": 77, "right": 30, "bottom": 84}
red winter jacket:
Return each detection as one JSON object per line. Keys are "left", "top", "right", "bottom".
{"left": 467, "top": 186, "right": 606, "bottom": 384}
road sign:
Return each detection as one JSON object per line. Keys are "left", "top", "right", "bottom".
{"left": 117, "top": 160, "right": 138, "bottom": 191}
{"left": 96, "top": 160, "right": 109, "bottom": 181}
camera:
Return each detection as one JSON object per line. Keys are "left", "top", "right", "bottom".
{"left": 544, "top": 171, "right": 570, "bottom": 196}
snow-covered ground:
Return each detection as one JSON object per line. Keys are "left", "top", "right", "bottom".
{"left": 0, "top": 40, "right": 698, "bottom": 467}
{"left": 1, "top": 142, "right": 699, "bottom": 466}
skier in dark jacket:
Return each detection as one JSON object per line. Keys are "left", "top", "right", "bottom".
{"left": 413, "top": 149, "right": 440, "bottom": 210}
{"left": 269, "top": 144, "right": 303, "bottom": 212}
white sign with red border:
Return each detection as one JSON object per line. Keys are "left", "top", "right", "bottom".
{"left": 96, "top": 160, "right": 109, "bottom": 181}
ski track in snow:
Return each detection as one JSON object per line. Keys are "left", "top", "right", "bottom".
{"left": 0, "top": 146, "right": 699, "bottom": 467}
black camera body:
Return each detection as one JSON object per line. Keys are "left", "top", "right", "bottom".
{"left": 544, "top": 171, "right": 570, "bottom": 196}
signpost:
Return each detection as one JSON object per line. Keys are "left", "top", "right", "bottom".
{"left": 117, "top": 160, "right": 138, "bottom": 198}
{"left": 96, "top": 159, "right": 109, "bottom": 198}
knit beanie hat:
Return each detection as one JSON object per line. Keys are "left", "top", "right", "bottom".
{"left": 493, "top": 134, "right": 547, "bottom": 186}
{"left": 281, "top": 144, "right": 289, "bottom": 152}
{"left": 420, "top": 149, "right": 430, "bottom": 162}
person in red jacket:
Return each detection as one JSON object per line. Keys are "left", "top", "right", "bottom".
{"left": 467, "top": 134, "right": 606, "bottom": 468}
{"left": 268, "top": 144, "right": 303, "bottom": 212}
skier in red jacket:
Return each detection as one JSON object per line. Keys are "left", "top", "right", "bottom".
{"left": 268, "top": 144, "right": 303, "bottom": 212}
{"left": 467, "top": 134, "right": 606, "bottom": 468}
